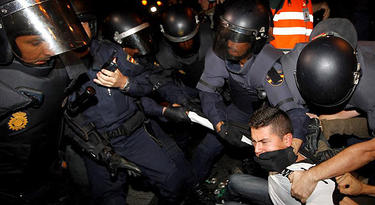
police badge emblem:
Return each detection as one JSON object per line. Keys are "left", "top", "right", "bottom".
{"left": 8, "top": 111, "right": 28, "bottom": 131}
{"left": 266, "top": 67, "right": 285, "bottom": 86}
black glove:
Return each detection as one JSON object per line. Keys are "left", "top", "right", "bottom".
{"left": 163, "top": 106, "right": 191, "bottom": 123}
{"left": 218, "top": 121, "right": 251, "bottom": 148}
{"left": 303, "top": 118, "right": 321, "bottom": 154}
{"left": 109, "top": 152, "right": 142, "bottom": 177}
{"left": 183, "top": 98, "right": 202, "bottom": 113}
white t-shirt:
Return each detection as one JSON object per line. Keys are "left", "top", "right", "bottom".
{"left": 268, "top": 162, "right": 336, "bottom": 205}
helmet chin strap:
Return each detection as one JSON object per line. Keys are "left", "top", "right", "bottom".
{"left": 353, "top": 60, "right": 361, "bottom": 86}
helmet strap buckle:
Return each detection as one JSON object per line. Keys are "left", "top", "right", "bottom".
{"left": 353, "top": 63, "right": 361, "bottom": 85}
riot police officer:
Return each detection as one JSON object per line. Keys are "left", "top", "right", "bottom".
{"left": 157, "top": 4, "right": 213, "bottom": 92}
{"left": 71, "top": 11, "right": 195, "bottom": 205}
{"left": 294, "top": 20, "right": 375, "bottom": 137}
{"left": 0, "top": 0, "right": 88, "bottom": 203}
{"left": 155, "top": 4, "right": 214, "bottom": 150}
{"left": 276, "top": 18, "right": 375, "bottom": 163}
{"left": 193, "top": 0, "right": 309, "bottom": 183}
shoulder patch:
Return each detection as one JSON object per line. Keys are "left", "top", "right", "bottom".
{"left": 178, "top": 69, "right": 186, "bottom": 75}
{"left": 8, "top": 111, "right": 28, "bottom": 131}
{"left": 126, "top": 54, "right": 138, "bottom": 65}
{"left": 266, "top": 67, "right": 284, "bottom": 86}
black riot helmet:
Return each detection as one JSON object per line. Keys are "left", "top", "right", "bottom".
{"left": 213, "top": 0, "right": 270, "bottom": 61}
{"left": 103, "top": 11, "right": 152, "bottom": 56}
{"left": 160, "top": 4, "right": 200, "bottom": 57}
{"left": 0, "top": 18, "right": 13, "bottom": 64}
{"left": 0, "top": 0, "right": 88, "bottom": 65}
{"left": 296, "top": 36, "right": 360, "bottom": 108}
{"left": 70, "top": 0, "right": 97, "bottom": 39}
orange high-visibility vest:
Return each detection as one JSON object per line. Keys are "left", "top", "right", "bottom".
{"left": 271, "top": 0, "right": 313, "bottom": 50}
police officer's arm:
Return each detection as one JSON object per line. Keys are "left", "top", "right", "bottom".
{"left": 263, "top": 63, "right": 308, "bottom": 151}
{"left": 94, "top": 68, "right": 154, "bottom": 97}
{"left": 90, "top": 40, "right": 154, "bottom": 97}
{"left": 199, "top": 91, "right": 227, "bottom": 131}
{"left": 289, "top": 138, "right": 375, "bottom": 203}
{"left": 157, "top": 82, "right": 193, "bottom": 105}
{"left": 94, "top": 68, "right": 128, "bottom": 88}
{"left": 123, "top": 71, "right": 156, "bottom": 97}
{"left": 139, "top": 97, "right": 164, "bottom": 117}
{"left": 196, "top": 49, "right": 228, "bottom": 129}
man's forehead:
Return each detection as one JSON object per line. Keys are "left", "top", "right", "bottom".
{"left": 250, "top": 126, "right": 273, "bottom": 141}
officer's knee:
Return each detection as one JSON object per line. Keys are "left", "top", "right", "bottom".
{"left": 200, "top": 133, "right": 224, "bottom": 154}
{"left": 158, "top": 169, "right": 191, "bottom": 202}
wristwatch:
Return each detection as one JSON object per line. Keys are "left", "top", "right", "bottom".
{"left": 120, "top": 79, "right": 130, "bottom": 92}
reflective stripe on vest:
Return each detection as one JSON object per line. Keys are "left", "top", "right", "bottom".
{"left": 271, "top": 0, "right": 313, "bottom": 50}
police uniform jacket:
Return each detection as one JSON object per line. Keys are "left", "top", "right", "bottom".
{"left": 0, "top": 58, "right": 69, "bottom": 190}
{"left": 197, "top": 44, "right": 308, "bottom": 141}
{"left": 78, "top": 40, "right": 163, "bottom": 132}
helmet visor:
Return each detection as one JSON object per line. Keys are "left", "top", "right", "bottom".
{"left": 1, "top": 0, "right": 89, "bottom": 63}
{"left": 122, "top": 27, "right": 152, "bottom": 56}
{"left": 213, "top": 22, "right": 253, "bottom": 61}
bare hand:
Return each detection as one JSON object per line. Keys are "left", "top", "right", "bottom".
{"left": 320, "top": 2, "right": 330, "bottom": 20}
{"left": 216, "top": 121, "right": 224, "bottom": 132}
{"left": 289, "top": 170, "right": 318, "bottom": 203}
{"left": 339, "top": 197, "right": 359, "bottom": 205}
{"left": 93, "top": 68, "right": 128, "bottom": 89}
{"left": 291, "top": 138, "right": 303, "bottom": 154}
{"left": 306, "top": 112, "right": 319, "bottom": 119}
{"left": 313, "top": 2, "right": 330, "bottom": 20}
{"left": 336, "top": 173, "right": 363, "bottom": 196}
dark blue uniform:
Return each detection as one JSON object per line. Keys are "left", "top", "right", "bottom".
{"left": 0, "top": 59, "right": 69, "bottom": 198}
{"left": 351, "top": 41, "right": 375, "bottom": 134}
{"left": 194, "top": 44, "right": 308, "bottom": 182}
{"left": 155, "top": 20, "right": 214, "bottom": 150}
{"left": 75, "top": 40, "right": 195, "bottom": 205}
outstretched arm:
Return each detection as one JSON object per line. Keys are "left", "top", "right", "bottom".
{"left": 289, "top": 138, "right": 375, "bottom": 203}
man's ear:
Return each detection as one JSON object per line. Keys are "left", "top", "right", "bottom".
{"left": 282, "top": 133, "right": 293, "bottom": 147}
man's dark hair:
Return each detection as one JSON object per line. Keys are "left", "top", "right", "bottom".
{"left": 249, "top": 106, "right": 293, "bottom": 138}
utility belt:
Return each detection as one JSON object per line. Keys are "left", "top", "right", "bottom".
{"left": 105, "top": 111, "right": 145, "bottom": 140}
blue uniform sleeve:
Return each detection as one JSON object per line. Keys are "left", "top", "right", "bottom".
{"left": 196, "top": 49, "right": 228, "bottom": 126}
{"left": 126, "top": 71, "right": 154, "bottom": 97}
{"left": 263, "top": 63, "right": 308, "bottom": 141}
{"left": 287, "top": 108, "right": 309, "bottom": 141}
{"left": 157, "top": 82, "right": 191, "bottom": 105}
{"left": 199, "top": 91, "right": 227, "bottom": 126}
{"left": 140, "top": 97, "right": 163, "bottom": 117}
{"left": 196, "top": 49, "right": 228, "bottom": 93}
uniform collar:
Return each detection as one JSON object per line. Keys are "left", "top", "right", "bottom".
{"left": 13, "top": 58, "right": 55, "bottom": 76}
